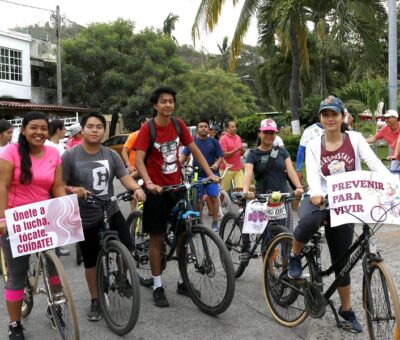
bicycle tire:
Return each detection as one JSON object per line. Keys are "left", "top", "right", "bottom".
{"left": 1, "top": 247, "right": 34, "bottom": 318}
{"left": 363, "top": 261, "right": 400, "bottom": 339}
{"left": 263, "top": 233, "right": 310, "bottom": 327}
{"left": 127, "top": 211, "right": 153, "bottom": 287}
{"left": 178, "top": 224, "right": 235, "bottom": 315}
{"left": 42, "top": 250, "right": 80, "bottom": 339}
{"left": 75, "top": 244, "right": 82, "bottom": 266}
{"left": 219, "top": 212, "right": 247, "bottom": 278}
{"left": 97, "top": 240, "right": 140, "bottom": 335}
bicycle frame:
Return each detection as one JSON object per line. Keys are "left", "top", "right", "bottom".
{"left": 304, "top": 223, "right": 376, "bottom": 301}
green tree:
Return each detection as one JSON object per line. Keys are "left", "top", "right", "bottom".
{"left": 163, "top": 13, "right": 180, "bottom": 43}
{"left": 62, "top": 19, "right": 189, "bottom": 134}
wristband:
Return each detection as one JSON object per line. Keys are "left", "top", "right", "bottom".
{"left": 66, "top": 186, "right": 75, "bottom": 193}
{"left": 0, "top": 218, "right": 6, "bottom": 223}
{"left": 296, "top": 186, "right": 303, "bottom": 189}
{"left": 145, "top": 181, "right": 153, "bottom": 187}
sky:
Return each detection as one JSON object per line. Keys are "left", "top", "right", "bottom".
{"left": 0, "top": 0, "right": 259, "bottom": 54}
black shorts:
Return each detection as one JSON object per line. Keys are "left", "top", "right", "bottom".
{"left": 79, "top": 210, "right": 133, "bottom": 268}
{"left": 143, "top": 191, "right": 181, "bottom": 235}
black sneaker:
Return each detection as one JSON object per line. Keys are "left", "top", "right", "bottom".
{"left": 338, "top": 307, "right": 363, "bottom": 333}
{"left": 288, "top": 254, "right": 302, "bottom": 279}
{"left": 153, "top": 287, "right": 169, "bottom": 307}
{"left": 87, "top": 299, "right": 101, "bottom": 321}
{"left": 124, "top": 279, "right": 133, "bottom": 298}
{"left": 8, "top": 321, "right": 25, "bottom": 340}
{"left": 177, "top": 282, "right": 201, "bottom": 298}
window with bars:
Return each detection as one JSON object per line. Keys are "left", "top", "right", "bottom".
{"left": 0, "top": 47, "right": 23, "bottom": 81}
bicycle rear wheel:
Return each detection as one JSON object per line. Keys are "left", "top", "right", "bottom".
{"left": 179, "top": 224, "right": 235, "bottom": 315}
{"left": 363, "top": 261, "right": 400, "bottom": 339}
{"left": 42, "top": 250, "right": 79, "bottom": 339}
{"left": 263, "top": 233, "right": 310, "bottom": 327}
{"left": 127, "top": 211, "right": 153, "bottom": 287}
{"left": 219, "top": 212, "right": 248, "bottom": 278}
{"left": 97, "top": 240, "right": 140, "bottom": 335}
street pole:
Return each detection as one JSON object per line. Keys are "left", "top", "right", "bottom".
{"left": 388, "top": 0, "right": 397, "bottom": 111}
{"left": 56, "top": 5, "right": 62, "bottom": 105}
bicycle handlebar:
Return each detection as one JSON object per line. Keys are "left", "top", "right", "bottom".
{"left": 86, "top": 191, "right": 133, "bottom": 205}
{"left": 162, "top": 178, "right": 214, "bottom": 193}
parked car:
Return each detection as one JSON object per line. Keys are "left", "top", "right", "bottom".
{"left": 102, "top": 134, "right": 130, "bottom": 158}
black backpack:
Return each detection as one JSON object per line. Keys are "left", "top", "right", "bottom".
{"left": 144, "top": 116, "right": 182, "bottom": 164}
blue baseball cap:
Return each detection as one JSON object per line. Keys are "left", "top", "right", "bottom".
{"left": 319, "top": 96, "right": 344, "bottom": 114}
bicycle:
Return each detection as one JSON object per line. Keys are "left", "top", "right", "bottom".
{"left": 86, "top": 191, "right": 140, "bottom": 335}
{"left": 219, "top": 192, "right": 294, "bottom": 278}
{"left": 263, "top": 200, "right": 400, "bottom": 338}
{"left": 129, "top": 179, "right": 235, "bottom": 315}
{"left": 23, "top": 248, "right": 79, "bottom": 339}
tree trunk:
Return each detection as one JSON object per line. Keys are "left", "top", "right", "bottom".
{"left": 319, "top": 44, "right": 328, "bottom": 99}
{"left": 289, "top": 19, "right": 301, "bottom": 135}
{"left": 109, "top": 111, "right": 119, "bottom": 137}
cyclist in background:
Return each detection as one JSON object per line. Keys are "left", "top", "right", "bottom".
{"left": 288, "top": 96, "right": 391, "bottom": 333}
{"left": 62, "top": 112, "right": 145, "bottom": 322}
{"left": 65, "top": 123, "right": 83, "bottom": 150}
{"left": 243, "top": 119, "right": 303, "bottom": 248}
{"left": 0, "top": 112, "right": 66, "bottom": 340}
{"left": 0, "top": 120, "right": 13, "bottom": 152}
{"left": 180, "top": 120, "right": 224, "bottom": 231}
{"left": 134, "top": 86, "right": 219, "bottom": 308}
{"left": 219, "top": 121, "right": 245, "bottom": 192}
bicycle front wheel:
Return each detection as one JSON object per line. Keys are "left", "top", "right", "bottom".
{"left": 127, "top": 210, "right": 153, "bottom": 287}
{"left": 42, "top": 250, "right": 79, "bottom": 339}
{"left": 263, "top": 233, "right": 310, "bottom": 327}
{"left": 219, "top": 212, "right": 247, "bottom": 278}
{"left": 97, "top": 240, "right": 140, "bottom": 335}
{"left": 363, "top": 261, "right": 400, "bottom": 339}
{"left": 179, "top": 224, "right": 235, "bottom": 315}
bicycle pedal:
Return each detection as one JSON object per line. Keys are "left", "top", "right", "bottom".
{"left": 250, "top": 252, "right": 261, "bottom": 259}
{"left": 186, "top": 254, "right": 196, "bottom": 263}
{"left": 239, "top": 253, "right": 250, "bottom": 262}
{"left": 340, "top": 321, "right": 354, "bottom": 331}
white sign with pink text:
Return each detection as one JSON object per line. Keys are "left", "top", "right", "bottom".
{"left": 327, "top": 171, "right": 400, "bottom": 227}
{"left": 5, "top": 194, "right": 84, "bottom": 258}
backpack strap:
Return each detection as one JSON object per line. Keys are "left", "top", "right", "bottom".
{"left": 144, "top": 116, "right": 182, "bottom": 164}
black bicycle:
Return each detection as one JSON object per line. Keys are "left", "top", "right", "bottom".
{"left": 129, "top": 179, "right": 235, "bottom": 316}
{"left": 263, "top": 201, "right": 400, "bottom": 338}
{"left": 86, "top": 192, "right": 140, "bottom": 335}
{"left": 219, "top": 192, "right": 294, "bottom": 278}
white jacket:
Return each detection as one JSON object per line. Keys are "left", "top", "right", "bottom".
{"left": 306, "top": 131, "right": 391, "bottom": 197}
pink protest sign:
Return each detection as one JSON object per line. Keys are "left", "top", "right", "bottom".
{"left": 4, "top": 194, "right": 84, "bottom": 258}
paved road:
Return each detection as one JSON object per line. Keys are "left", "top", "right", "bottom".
{"left": 1, "top": 180, "right": 400, "bottom": 339}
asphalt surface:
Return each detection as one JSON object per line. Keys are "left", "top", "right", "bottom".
{"left": 1, "top": 180, "right": 400, "bottom": 339}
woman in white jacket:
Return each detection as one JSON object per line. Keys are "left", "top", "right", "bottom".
{"left": 288, "top": 96, "right": 391, "bottom": 333}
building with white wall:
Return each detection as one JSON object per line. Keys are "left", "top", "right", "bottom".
{"left": 0, "top": 30, "right": 31, "bottom": 100}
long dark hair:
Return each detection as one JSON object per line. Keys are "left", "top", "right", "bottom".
{"left": 18, "top": 111, "right": 49, "bottom": 184}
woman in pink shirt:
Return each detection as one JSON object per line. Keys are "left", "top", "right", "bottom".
{"left": 0, "top": 111, "right": 66, "bottom": 339}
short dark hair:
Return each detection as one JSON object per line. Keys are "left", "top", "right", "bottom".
{"left": 80, "top": 112, "right": 106, "bottom": 129}
{"left": 196, "top": 120, "right": 209, "bottom": 129}
{"left": 137, "top": 115, "right": 148, "bottom": 125}
{"left": 48, "top": 119, "right": 65, "bottom": 137}
{"left": 150, "top": 86, "right": 177, "bottom": 105}
{"left": 0, "top": 119, "right": 12, "bottom": 133}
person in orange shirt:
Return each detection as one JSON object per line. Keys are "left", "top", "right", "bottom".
{"left": 122, "top": 116, "right": 148, "bottom": 174}
{"left": 122, "top": 116, "right": 147, "bottom": 210}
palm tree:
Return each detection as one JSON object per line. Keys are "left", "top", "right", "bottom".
{"left": 307, "top": 0, "right": 387, "bottom": 99}
{"left": 192, "top": 0, "right": 309, "bottom": 134}
{"left": 217, "top": 36, "right": 230, "bottom": 71}
{"left": 163, "top": 13, "right": 180, "bottom": 43}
